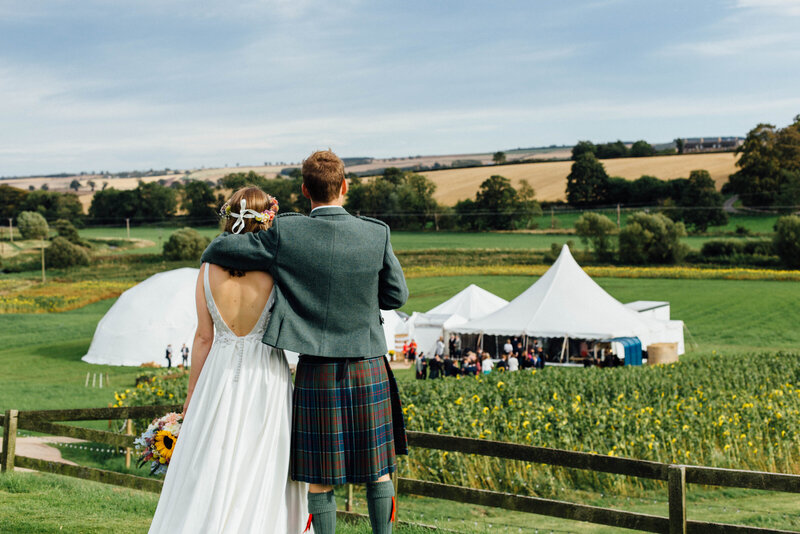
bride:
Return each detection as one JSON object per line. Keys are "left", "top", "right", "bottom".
{"left": 149, "top": 187, "right": 310, "bottom": 533}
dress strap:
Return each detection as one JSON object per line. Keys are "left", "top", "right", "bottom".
{"left": 203, "top": 264, "right": 234, "bottom": 338}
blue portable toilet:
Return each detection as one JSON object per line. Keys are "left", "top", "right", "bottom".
{"left": 607, "top": 337, "right": 642, "bottom": 365}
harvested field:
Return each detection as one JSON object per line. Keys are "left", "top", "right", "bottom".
{"left": 421, "top": 152, "right": 738, "bottom": 205}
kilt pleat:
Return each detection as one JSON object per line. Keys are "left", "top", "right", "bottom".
{"left": 291, "top": 356, "right": 406, "bottom": 485}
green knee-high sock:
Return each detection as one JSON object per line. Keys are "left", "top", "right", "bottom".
{"left": 366, "top": 480, "right": 395, "bottom": 534}
{"left": 307, "top": 490, "right": 336, "bottom": 534}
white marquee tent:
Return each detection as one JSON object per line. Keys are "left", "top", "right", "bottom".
{"left": 405, "top": 284, "right": 509, "bottom": 357}
{"left": 456, "top": 245, "right": 684, "bottom": 355}
{"left": 83, "top": 268, "right": 403, "bottom": 367}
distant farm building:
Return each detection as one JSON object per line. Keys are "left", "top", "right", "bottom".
{"left": 682, "top": 137, "right": 744, "bottom": 153}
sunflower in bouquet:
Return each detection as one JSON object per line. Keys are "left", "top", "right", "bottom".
{"left": 134, "top": 412, "right": 183, "bottom": 475}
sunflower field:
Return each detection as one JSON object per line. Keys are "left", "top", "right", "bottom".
{"left": 112, "top": 369, "right": 188, "bottom": 433}
{"left": 399, "top": 352, "right": 800, "bottom": 497}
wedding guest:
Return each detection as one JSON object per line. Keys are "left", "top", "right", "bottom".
{"left": 165, "top": 344, "right": 173, "bottom": 368}
{"left": 429, "top": 354, "right": 443, "bottom": 379}
{"left": 435, "top": 337, "right": 445, "bottom": 359}
{"left": 402, "top": 341, "right": 410, "bottom": 361}
{"left": 481, "top": 353, "right": 494, "bottom": 374}
{"left": 443, "top": 355, "right": 458, "bottom": 377}
{"left": 496, "top": 353, "right": 509, "bottom": 371}
{"left": 448, "top": 334, "right": 456, "bottom": 357}
{"left": 534, "top": 347, "right": 545, "bottom": 369}
{"left": 180, "top": 343, "right": 190, "bottom": 367}
{"left": 415, "top": 352, "right": 427, "bottom": 380}
{"left": 508, "top": 352, "right": 519, "bottom": 372}
{"left": 453, "top": 334, "right": 462, "bottom": 357}
{"left": 463, "top": 351, "right": 479, "bottom": 376}
{"left": 409, "top": 339, "right": 418, "bottom": 360}
{"left": 503, "top": 339, "right": 513, "bottom": 355}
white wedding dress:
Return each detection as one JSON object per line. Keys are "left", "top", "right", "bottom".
{"left": 149, "top": 267, "right": 310, "bottom": 534}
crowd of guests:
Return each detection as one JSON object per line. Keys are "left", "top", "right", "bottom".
{"left": 405, "top": 334, "right": 546, "bottom": 380}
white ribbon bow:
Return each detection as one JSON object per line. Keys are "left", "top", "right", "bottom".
{"left": 230, "top": 198, "right": 266, "bottom": 234}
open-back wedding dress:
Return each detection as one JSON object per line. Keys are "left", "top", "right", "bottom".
{"left": 149, "top": 266, "right": 309, "bottom": 533}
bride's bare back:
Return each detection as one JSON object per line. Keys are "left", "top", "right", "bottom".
{"left": 206, "top": 263, "right": 273, "bottom": 337}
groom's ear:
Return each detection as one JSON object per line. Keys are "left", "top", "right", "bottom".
{"left": 340, "top": 179, "right": 348, "bottom": 197}
{"left": 301, "top": 183, "right": 312, "bottom": 200}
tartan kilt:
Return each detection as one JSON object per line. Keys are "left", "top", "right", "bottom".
{"left": 291, "top": 355, "right": 407, "bottom": 485}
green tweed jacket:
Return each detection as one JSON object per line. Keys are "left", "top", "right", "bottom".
{"left": 199, "top": 206, "right": 409, "bottom": 358}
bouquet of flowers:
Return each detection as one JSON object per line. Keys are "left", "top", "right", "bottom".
{"left": 134, "top": 412, "right": 182, "bottom": 475}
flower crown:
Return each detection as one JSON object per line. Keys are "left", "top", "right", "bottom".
{"left": 219, "top": 196, "right": 279, "bottom": 234}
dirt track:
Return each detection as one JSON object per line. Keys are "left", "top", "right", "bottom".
{"left": 1, "top": 436, "right": 82, "bottom": 470}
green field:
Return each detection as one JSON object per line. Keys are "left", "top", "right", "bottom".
{"left": 0, "top": 472, "right": 430, "bottom": 534}
{"left": 3, "top": 460, "right": 798, "bottom": 533}
{"left": 69, "top": 225, "right": 771, "bottom": 257}
{"left": 79, "top": 226, "right": 221, "bottom": 255}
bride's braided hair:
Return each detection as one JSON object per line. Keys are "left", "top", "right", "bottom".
{"left": 219, "top": 186, "right": 279, "bottom": 277}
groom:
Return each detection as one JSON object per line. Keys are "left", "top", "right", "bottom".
{"left": 200, "top": 150, "right": 408, "bottom": 534}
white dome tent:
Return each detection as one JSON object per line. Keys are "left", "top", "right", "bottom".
{"left": 83, "top": 268, "right": 402, "bottom": 367}
{"left": 83, "top": 268, "right": 202, "bottom": 367}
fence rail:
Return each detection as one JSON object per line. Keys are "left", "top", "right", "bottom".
{"left": 2, "top": 407, "right": 799, "bottom": 533}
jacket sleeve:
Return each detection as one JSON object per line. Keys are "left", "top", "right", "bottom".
{"left": 199, "top": 225, "right": 278, "bottom": 272}
{"left": 378, "top": 226, "right": 409, "bottom": 309}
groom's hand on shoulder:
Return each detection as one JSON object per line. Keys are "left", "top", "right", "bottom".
{"left": 200, "top": 226, "right": 278, "bottom": 271}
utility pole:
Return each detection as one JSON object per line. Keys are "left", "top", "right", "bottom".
{"left": 8, "top": 218, "right": 12, "bottom": 243}
{"left": 41, "top": 239, "right": 46, "bottom": 283}
{"left": 616, "top": 204, "right": 621, "bottom": 228}
{"left": 550, "top": 207, "right": 555, "bottom": 229}
{"left": 126, "top": 218, "right": 130, "bottom": 239}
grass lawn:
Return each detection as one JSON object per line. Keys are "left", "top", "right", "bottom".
{"left": 2, "top": 471, "right": 798, "bottom": 534}
{"left": 79, "top": 226, "right": 221, "bottom": 255}
{"left": 0, "top": 472, "right": 431, "bottom": 534}
{"left": 403, "top": 275, "right": 800, "bottom": 353}
{"left": 0, "top": 299, "right": 143, "bottom": 414}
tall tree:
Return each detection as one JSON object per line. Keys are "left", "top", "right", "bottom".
{"left": 492, "top": 151, "right": 506, "bottom": 164}
{"left": 181, "top": 180, "right": 217, "bottom": 223}
{"left": 0, "top": 185, "right": 28, "bottom": 219}
{"left": 726, "top": 115, "right": 800, "bottom": 207}
{"left": 571, "top": 140, "right": 596, "bottom": 160}
{"left": 566, "top": 153, "right": 610, "bottom": 206}
{"left": 676, "top": 169, "right": 728, "bottom": 231}
{"left": 630, "top": 140, "right": 656, "bottom": 157}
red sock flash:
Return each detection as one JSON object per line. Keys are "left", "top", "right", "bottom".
{"left": 390, "top": 496, "right": 396, "bottom": 523}
{"left": 303, "top": 514, "right": 313, "bottom": 532}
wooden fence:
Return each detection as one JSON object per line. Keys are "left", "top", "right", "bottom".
{"left": 2, "top": 406, "right": 799, "bottom": 533}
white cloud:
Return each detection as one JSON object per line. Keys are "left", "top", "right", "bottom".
{"left": 735, "top": 0, "right": 800, "bottom": 16}
{"left": 662, "top": 32, "right": 799, "bottom": 57}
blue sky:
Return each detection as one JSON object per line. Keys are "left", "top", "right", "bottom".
{"left": 2, "top": 0, "right": 800, "bottom": 176}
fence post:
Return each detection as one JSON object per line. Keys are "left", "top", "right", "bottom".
{"left": 346, "top": 483, "right": 353, "bottom": 512}
{"left": 125, "top": 419, "right": 133, "bottom": 469}
{"left": 668, "top": 464, "right": 687, "bottom": 534}
{"left": 1, "top": 409, "right": 19, "bottom": 472}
